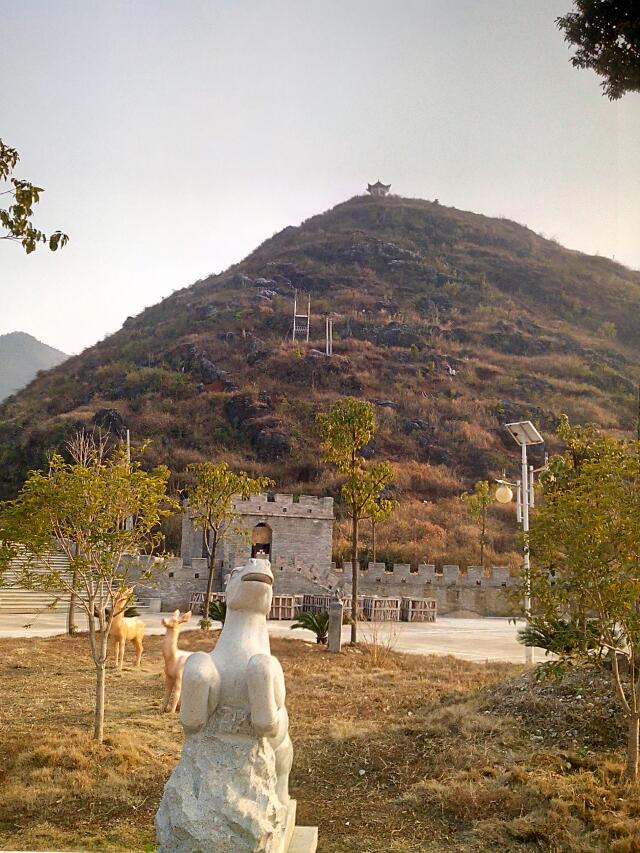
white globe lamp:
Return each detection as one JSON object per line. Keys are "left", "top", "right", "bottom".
{"left": 495, "top": 484, "right": 514, "bottom": 504}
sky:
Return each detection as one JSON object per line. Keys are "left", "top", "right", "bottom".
{"left": 1, "top": 0, "right": 639, "bottom": 355}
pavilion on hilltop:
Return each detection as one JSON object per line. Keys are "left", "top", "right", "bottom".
{"left": 367, "top": 180, "right": 391, "bottom": 197}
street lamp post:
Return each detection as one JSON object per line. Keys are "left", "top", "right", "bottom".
{"left": 497, "top": 420, "right": 545, "bottom": 665}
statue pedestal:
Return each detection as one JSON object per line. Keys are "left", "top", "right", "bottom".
{"left": 288, "top": 826, "right": 319, "bottom": 852}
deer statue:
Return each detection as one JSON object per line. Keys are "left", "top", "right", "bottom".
{"left": 156, "top": 558, "right": 296, "bottom": 853}
{"left": 110, "top": 586, "right": 145, "bottom": 670}
{"left": 161, "top": 609, "right": 192, "bottom": 713}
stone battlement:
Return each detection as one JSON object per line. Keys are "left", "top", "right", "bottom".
{"left": 332, "top": 562, "right": 515, "bottom": 589}
{"left": 230, "top": 493, "right": 334, "bottom": 519}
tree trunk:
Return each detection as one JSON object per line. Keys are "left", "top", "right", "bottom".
{"left": 94, "top": 656, "right": 106, "bottom": 742}
{"left": 351, "top": 513, "right": 359, "bottom": 645}
{"left": 372, "top": 521, "right": 376, "bottom": 563}
{"left": 626, "top": 715, "right": 639, "bottom": 780}
{"left": 480, "top": 512, "right": 486, "bottom": 568}
{"left": 203, "top": 532, "right": 217, "bottom": 625}
{"left": 67, "top": 566, "right": 78, "bottom": 635}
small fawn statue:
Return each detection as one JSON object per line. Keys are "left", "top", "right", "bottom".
{"left": 110, "top": 587, "right": 145, "bottom": 669}
{"left": 161, "top": 609, "right": 192, "bottom": 713}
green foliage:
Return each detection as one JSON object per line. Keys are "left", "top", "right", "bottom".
{"left": 517, "top": 615, "right": 602, "bottom": 656}
{"left": 528, "top": 416, "right": 640, "bottom": 777}
{"left": 0, "top": 431, "right": 178, "bottom": 740}
{"left": 317, "top": 397, "right": 376, "bottom": 471}
{"left": 317, "top": 397, "right": 394, "bottom": 641}
{"left": 557, "top": 1, "right": 640, "bottom": 99}
{"left": 291, "top": 609, "right": 329, "bottom": 644}
{"left": 187, "top": 462, "right": 274, "bottom": 555}
{"left": 461, "top": 480, "right": 493, "bottom": 566}
{"left": 186, "top": 461, "right": 274, "bottom": 627}
{"left": 599, "top": 320, "right": 618, "bottom": 339}
{"left": 124, "top": 367, "right": 192, "bottom": 399}
{"left": 0, "top": 442, "right": 176, "bottom": 594}
{"left": 317, "top": 399, "right": 394, "bottom": 531}
{"left": 0, "top": 139, "right": 68, "bottom": 253}
{"left": 208, "top": 598, "right": 227, "bottom": 624}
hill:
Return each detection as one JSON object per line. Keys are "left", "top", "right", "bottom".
{"left": 0, "top": 332, "right": 68, "bottom": 403}
{"left": 1, "top": 194, "right": 639, "bottom": 564}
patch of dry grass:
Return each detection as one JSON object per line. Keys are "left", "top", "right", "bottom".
{"left": 1, "top": 632, "right": 640, "bottom": 851}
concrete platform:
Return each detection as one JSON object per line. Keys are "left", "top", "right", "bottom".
{"left": 0, "top": 610, "right": 542, "bottom": 663}
{"left": 288, "top": 826, "right": 318, "bottom": 852}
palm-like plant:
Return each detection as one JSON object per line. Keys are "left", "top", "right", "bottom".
{"left": 518, "top": 615, "right": 602, "bottom": 656}
{"left": 208, "top": 599, "right": 227, "bottom": 625}
{"left": 291, "top": 610, "right": 329, "bottom": 645}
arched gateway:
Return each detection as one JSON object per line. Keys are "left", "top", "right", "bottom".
{"left": 251, "top": 522, "right": 272, "bottom": 559}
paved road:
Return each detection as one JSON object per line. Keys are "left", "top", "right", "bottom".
{"left": 0, "top": 610, "right": 536, "bottom": 663}
{"left": 271, "top": 617, "right": 536, "bottom": 663}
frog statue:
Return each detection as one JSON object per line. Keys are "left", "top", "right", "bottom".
{"left": 156, "top": 558, "right": 295, "bottom": 853}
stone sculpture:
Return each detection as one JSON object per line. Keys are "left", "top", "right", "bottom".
{"left": 110, "top": 586, "right": 145, "bottom": 669}
{"left": 161, "top": 609, "right": 193, "bottom": 713}
{"left": 156, "top": 558, "right": 295, "bottom": 853}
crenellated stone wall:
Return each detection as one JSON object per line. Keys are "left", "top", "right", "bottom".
{"left": 131, "top": 556, "right": 517, "bottom": 616}
{"left": 136, "top": 495, "right": 520, "bottom": 617}
{"left": 340, "top": 563, "right": 516, "bottom": 616}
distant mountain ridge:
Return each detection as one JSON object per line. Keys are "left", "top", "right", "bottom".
{"left": 0, "top": 332, "right": 68, "bottom": 402}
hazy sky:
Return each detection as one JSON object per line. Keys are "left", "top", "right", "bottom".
{"left": 1, "top": 0, "right": 639, "bottom": 354}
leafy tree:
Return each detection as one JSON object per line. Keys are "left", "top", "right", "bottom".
{"left": 186, "top": 462, "right": 273, "bottom": 629}
{"left": 557, "top": 1, "right": 640, "bottom": 99}
{"left": 528, "top": 416, "right": 640, "bottom": 778}
{"left": 1, "top": 139, "right": 68, "bottom": 253}
{"left": 0, "top": 433, "right": 177, "bottom": 741}
{"left": 291, "top": 610, "right": 329, "bottom": 644}
{"left": 461, "top": 480, "right": 493, "bottom": 567}
{"left": 368, "top": 495, "right": 396, "bottom": 563}
{"left": 317, "top": 398, "right": 394, "bottom": 644}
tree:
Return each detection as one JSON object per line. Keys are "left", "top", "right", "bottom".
{"left": 557, "top": 1, "right": 640, "bottom": 99}
{"left": 461, "top": 480, "right": 493, "bottom": 568}
{"left": 317, "top": 398, "right": 394, "bottom": 644}
{"left": 1, "top": 139, "right": 68, "bottom": 253}
{"left": 368, "top": 496, "right": 396, "bottom": 563}
{"left": 527, "top": 416, "right": 640, "bottom": 779}
{"left": 186, "top": 462, "right": 273, "bottom": 629}
{"left": 0, "top": 434, "right": 177, "bottom": 741}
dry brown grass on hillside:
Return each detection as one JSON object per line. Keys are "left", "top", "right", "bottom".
{"left": 333, "top": 493, "right": 522, "bottom": 569}
{"left": 2, "top": 632, "right": 640, "bottom": 851}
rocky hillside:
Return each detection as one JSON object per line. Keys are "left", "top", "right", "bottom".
{"left": 1, "top": 195, "right": 638, "bottom": 564}
{"left": 0, "top": 332, "right": 67, "bottom": 403}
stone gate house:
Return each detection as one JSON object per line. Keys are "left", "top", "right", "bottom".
{"left": 179, "top": 492, "right": 335, "bottom": 592}
{"left": 129, "top": 491, "right": 516, "bottom": 616}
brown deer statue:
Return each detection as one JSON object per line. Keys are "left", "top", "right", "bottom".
{"left": 161, "top": 609, "right": 193, "bottom": 713}
{"left": 110, "top": 586, "right": 146, "bottom": 669}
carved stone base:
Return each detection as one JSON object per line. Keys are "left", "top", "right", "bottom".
{"left": 288, "top": 826, "right": 319, "bottom": 853}
{"left": 156, "top": 717, "right": 289, "bottom": 852}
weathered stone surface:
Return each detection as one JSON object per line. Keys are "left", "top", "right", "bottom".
{"left": 246, "top": 335, "right": 270, "bottom": 367}
{"left": 328, "top": 596, "right": 343, "bottom": 654}
{"left": 156, "top": 710, "right": 289, "bottom": 852}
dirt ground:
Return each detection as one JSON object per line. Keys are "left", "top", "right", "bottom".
{"left": 0, "top": 630, "right": 638, "bottom": 852}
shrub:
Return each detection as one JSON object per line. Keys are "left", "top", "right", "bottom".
{"left": 291, "top": 610, "right": 329, "bottom": 644}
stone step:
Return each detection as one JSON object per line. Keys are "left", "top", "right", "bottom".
{"left": 0, "top": 590, "right": 151, "bottom": 614}
{"left": 288, "top": 827, "right": 318, "bottom": 853}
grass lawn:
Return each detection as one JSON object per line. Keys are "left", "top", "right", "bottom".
{"left": 0, "top": 629, "right": 638, "bottom": 852}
